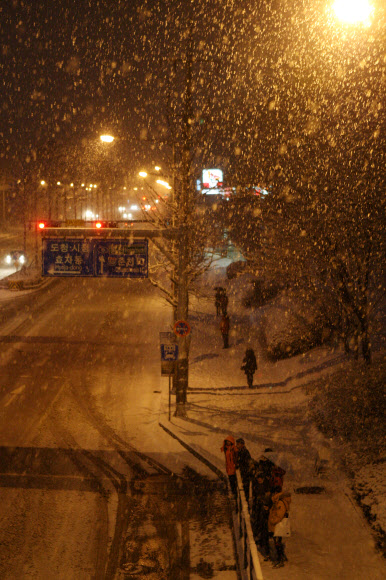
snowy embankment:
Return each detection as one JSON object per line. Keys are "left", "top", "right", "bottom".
{"left": 193, "top": 259, "right": 386, "bottom": 557}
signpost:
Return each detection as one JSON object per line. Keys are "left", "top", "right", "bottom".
{"left": 42, "top": 238, "right": 94, "bottom": 276}
{"left": 95, "top": 240, "right": 148, "bottom": 278}
{"left": 42, "top": 238, "right": 148, "bottom": 278}
{"left": 173, "top": 320, "right": 191, "bottom": 337}
{"left": 160, "top": 332, "right": 179, "bottom": 420}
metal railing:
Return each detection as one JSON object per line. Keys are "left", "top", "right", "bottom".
{"left": 235, "top": 470, "right": 264, "bottom": 580}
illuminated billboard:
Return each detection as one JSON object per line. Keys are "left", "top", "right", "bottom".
{"left": 202, "top": 169, "right": 223, "bottom": 194}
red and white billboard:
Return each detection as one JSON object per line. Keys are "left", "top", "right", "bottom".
{"left": 202, "top": 169, "right": 223, "bottom": 193}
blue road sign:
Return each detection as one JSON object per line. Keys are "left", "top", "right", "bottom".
{"left": 42, "top": 238, "right": 148, "bottom": 278}
{"left": 42, "top": 238, "right": 94, "bottom": 276}
{"left": 95, "top": 240, "right": 148, "bottom": 278}
{"left": 161, "top": 343, "right": 179, "bottom": 361}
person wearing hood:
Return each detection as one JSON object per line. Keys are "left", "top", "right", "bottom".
{"left": 268, "top": 488, "right": 291, "bottom": 568}
{"left": 221, "top": 435, "right": 238, "bottom": 498}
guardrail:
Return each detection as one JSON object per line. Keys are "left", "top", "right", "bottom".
{"left": 235, "top": 470, "right": 264, "bottom": 580}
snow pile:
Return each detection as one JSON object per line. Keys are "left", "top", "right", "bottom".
{"left": 354, "top": 462, "right": 386, "bottom": 541}
{"left": 261, "top": 293, "right": 325, "bottom": 359}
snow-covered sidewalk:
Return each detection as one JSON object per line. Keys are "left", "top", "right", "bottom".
{"left": 158, "top": 363, "right": 385, "bottom": 579}
{"left": 156, "top": 263, "right": 385, "bottom": 579}
{"left": 1, "top": 262, "right": 384, "bottom": 579}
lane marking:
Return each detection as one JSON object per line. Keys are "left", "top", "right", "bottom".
{"left": 4, "top": 385, "right": 26, "bottom": 407}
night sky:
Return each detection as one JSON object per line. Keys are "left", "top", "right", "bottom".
{"left": 0, "top": 0, "right": 385, "bottom": 187}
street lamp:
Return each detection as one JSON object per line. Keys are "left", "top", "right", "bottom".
{"left": 332, "top": 0, "right": 373, "bottom": 25}
{"left": 100, "top": 134, "right": 115, "bottom": 143}
{"left": 156, "top": 179, "right": 172, "bottom": 190}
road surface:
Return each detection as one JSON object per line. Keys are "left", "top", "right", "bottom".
{"left": 0, "top": 278, "right": 233, "bottom": 579}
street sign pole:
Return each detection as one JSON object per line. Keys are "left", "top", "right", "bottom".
{"left": 169, "top": 373, "right": 172, "bottom": 421}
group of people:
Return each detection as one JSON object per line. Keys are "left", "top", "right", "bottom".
{"left": 221, "top": 436, "right": 291, "bottom": 569}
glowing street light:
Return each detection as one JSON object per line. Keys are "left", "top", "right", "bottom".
{"left": 333, "top": 0, "right": 373, "bottom": 25}
{"left": 100, "top": 134, "right": 114, "bottom": 143}
{"left": 156, "top": 179, "right": 172, "bottom": 190}
{"left": 139, "top": 171, "right": 148, "bottom": 178}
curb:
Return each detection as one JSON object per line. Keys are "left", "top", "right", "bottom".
{"left": 159, "top": 420, "right": 226, "bottom": 482}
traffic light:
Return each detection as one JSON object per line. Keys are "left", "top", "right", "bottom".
{"left": 92, "top": 221, "right": 118, "bottom": 228}
{"left": 37, "top": 220, "right": 61, "bottom": 229}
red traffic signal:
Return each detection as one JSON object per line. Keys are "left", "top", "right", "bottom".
{"left": 92, "top": 220, "right": 118, "bottom": 228}
{"left": 37, "top": 220, "right": 61, "bottom": 229}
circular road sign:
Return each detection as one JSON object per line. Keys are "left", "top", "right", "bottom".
{"left": 173, "top": 320, "right": 191, "bottom": 337}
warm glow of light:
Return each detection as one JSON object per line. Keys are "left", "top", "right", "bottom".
{"left": 40, "top": 180, "right": 46, "bottom": 185}
{"left": 100, "top": 134, "right": 114, "bottom": 143}
{"left": 38, "top": 222, "right": 45, "bottom": 229}
{"left": 154, "top": 166, "right": 161, "bottom": 171}
{"left": 95, "top": 221, "right": 102, "bottom": 228}
{"left": 156, "top": 179, "right": 172, "bottom": 190}
{"left": 333, "top": 0, "right": 373, "bottom": 24}
{"left": 139, "top": 171, "right": 147, "bottom": 178}
{"left": 57, "top": 181, "right": 61, "bottom": 185}
{"left": 70, "top": 183, "right": 74, "bottom": 187}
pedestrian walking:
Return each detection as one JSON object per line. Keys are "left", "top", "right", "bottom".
{"left": 241, "top": 348, "right": 257, "bottom": 388}
{"left": 219, "top": 290, "right": 228, "bottom": 316}
{"left": 220, "top": 314, "right": 230, "bottom": 349}
{"left": 221, "top": 436, "right": 238, "bottom": 498}
{"left": 268, "top": 488, "right": 291, "bottom": 568}
{"left": 214, "top": 287, "right": 223, "bottom": 316}
{"left": 236, "top": 438, "right": 252, "bottom": 501}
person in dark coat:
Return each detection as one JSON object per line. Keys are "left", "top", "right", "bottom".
{"left": 220, "top": 314, "right": 230, "bottom": 348}
{"left": 258, "top": 449, "right": 286, "bottom": 493}
{"left": 236, "top": 438, "right": 252, "bottom": 501}
{"left": 215, "top": 287, "right": 223, "bottom": 316}
{"left": 249, "top": 462, "right": 272, "bottom": 558}
{"left": 241, "top": 348, "right": 258, "bottom": 388}
{"left": 219, "top": 291, "right": 228, "bottom": 316}
{"left": 221, "top": 435, "right": 238, "bottom": 498}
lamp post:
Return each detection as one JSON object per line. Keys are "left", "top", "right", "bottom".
{"left": 332, "top": 0, "right": 373, "bottom": 25}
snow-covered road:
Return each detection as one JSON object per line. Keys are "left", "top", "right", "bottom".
{"left": 0, "top": 277, "right": 234, "bottom": 579}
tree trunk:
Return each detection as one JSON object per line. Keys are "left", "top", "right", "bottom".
{"left": 359, "top": 315, "right": 372, "bottom": 365}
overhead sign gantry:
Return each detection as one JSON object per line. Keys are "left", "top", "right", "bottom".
{"left": 38, "top": 220, "right": 173, "bottom": 279}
